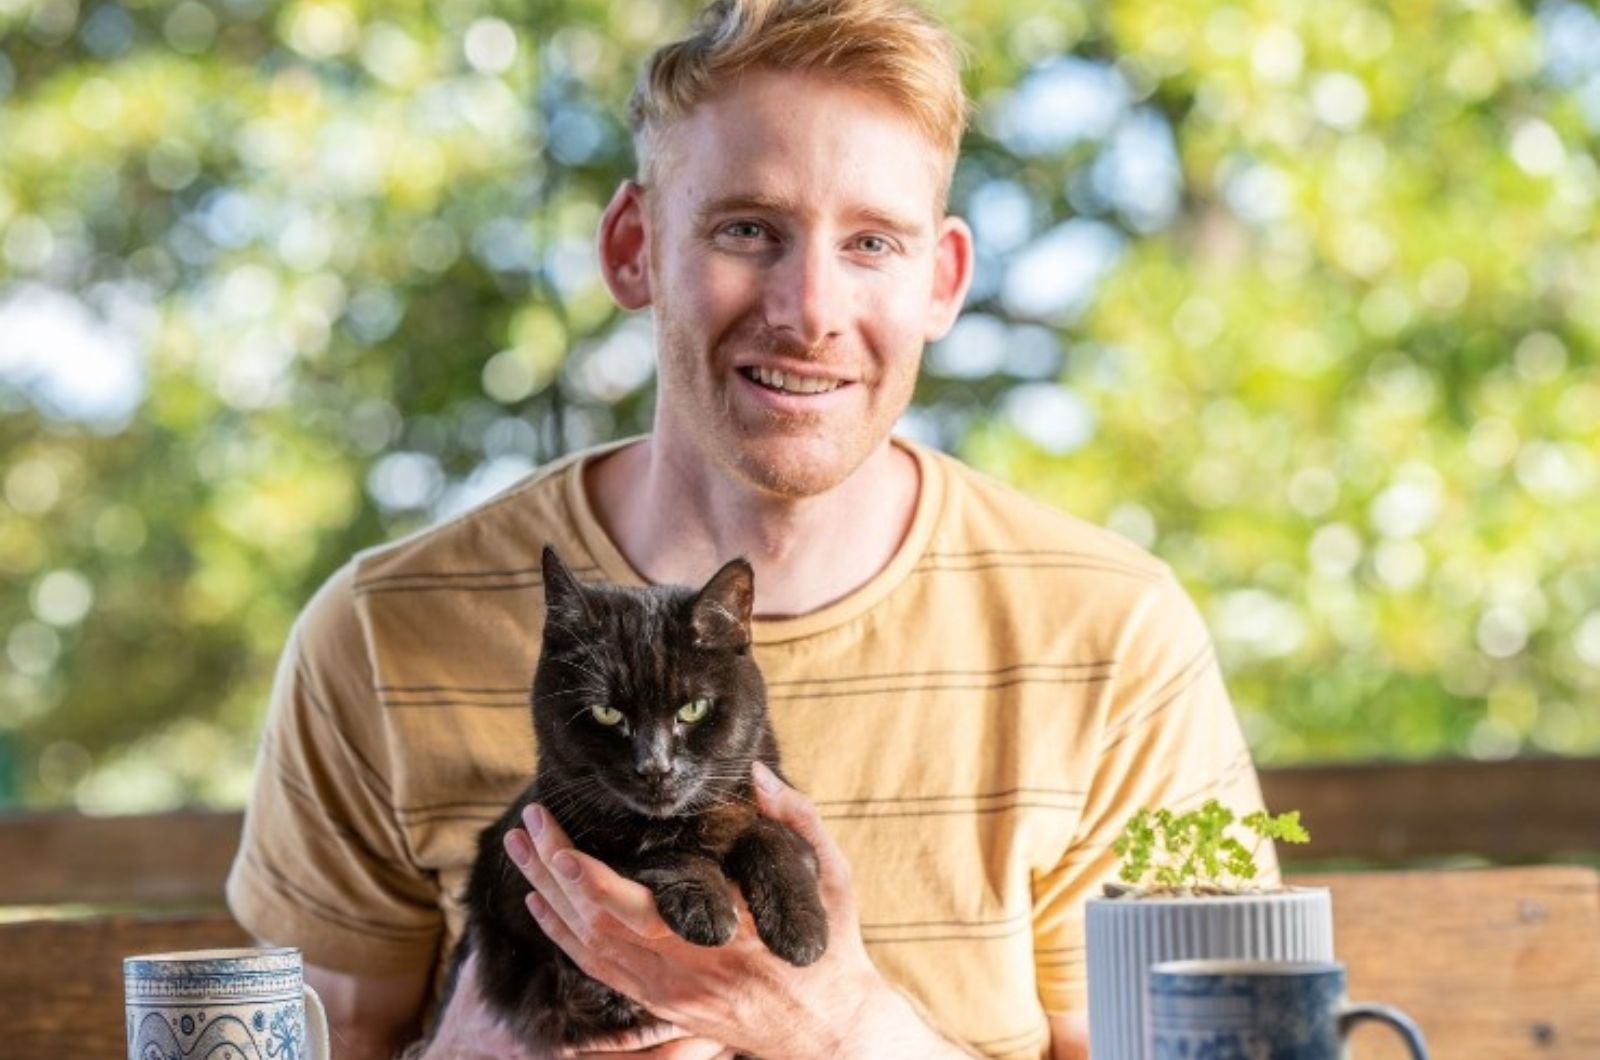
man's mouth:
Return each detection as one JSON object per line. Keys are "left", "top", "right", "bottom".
{"left": 738, "top": 365, "right": 845, "bottom": 395}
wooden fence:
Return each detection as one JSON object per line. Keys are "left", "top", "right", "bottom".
{"left": 4, "top": 755, "right": 1595, "bottom": 911}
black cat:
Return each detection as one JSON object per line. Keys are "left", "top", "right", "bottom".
{"left": 447, "top": 545, "right": 828, "bottom": 1053}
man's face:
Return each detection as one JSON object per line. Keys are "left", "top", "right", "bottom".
{"left": 634, "top": 69, "right": 970, "bottom": 498}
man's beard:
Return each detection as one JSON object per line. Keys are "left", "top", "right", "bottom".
{"left": 654, "top": 317, "right": 895, "bottom": 500}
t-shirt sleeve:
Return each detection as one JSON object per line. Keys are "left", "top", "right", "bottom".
{"left": 226, "top": 561, "right": 444, "bottom": 975}
{"left": 1031, "top": 570, "right": 1279, "bottom": 1014}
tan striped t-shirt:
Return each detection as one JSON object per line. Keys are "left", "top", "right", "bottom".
{"left": 226, "top": 437, "right": 1274, "bottom": 1059}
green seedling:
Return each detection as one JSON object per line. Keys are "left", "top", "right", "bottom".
{"left": 1111, "top": 799, "right": 1310, "bottom": 895}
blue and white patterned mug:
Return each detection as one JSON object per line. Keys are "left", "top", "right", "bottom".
{"left": 124, "top": 947, "right": 329, "bottom": 1060}
{"left": 1148, "top": 959, "right": 1428, "bottom": 1060}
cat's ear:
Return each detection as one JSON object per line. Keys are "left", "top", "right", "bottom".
{"left": 691, "top": 558, "right": 754, "bottom": 652}
{"left": 541, "top": 545, "right": 592, "bottom": 633}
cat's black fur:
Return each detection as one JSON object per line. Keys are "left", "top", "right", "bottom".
{"left": 448, "top": 545, "right": 828, "bottom": 1053}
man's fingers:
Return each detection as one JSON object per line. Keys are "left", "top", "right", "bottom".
{"left": 579, "top": 1044, "right": 728, "bottom": 1060}
{"left": 570, "top": 1034, "right": 729, "bottom": 1059}
{"left": 751, "top": 762, "right": 853, "bottom": 899}
{"left": 557, "top": 1021, "right": 691, "bottom": 1057}
{"left": 516, "top": 805, "right": 671, "bottom": 942}
{"left": 503, "top": 809, "right": 580, "bottom": 930}
{"left": 559, "top": 848, "right": 674, "bottom": 941}
{"left": 527, "top": 890, "right": 610, "bottom": 982}
{"left": 632, "top": 1039, "right": 734, "bottom": 1060}
{"left": 528, "top": 882, "right": 664, "bottom": 1003}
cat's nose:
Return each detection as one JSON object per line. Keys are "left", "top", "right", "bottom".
{"left": 635, "top": 757, "right": 671, "bottom": 780}
{"left": 633, "top": 731, "right": 673, "bottom": 780}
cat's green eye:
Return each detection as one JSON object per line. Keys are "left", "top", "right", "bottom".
{"left": 677, "top": 698, "right": 711, "bottom": 724}
{"left": 590, "top": 704, "right": 624, "bottom": 727}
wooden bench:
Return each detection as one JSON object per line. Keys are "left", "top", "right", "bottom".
{"left": 0, "top": 914, "right": 252, "bottom": 1054}
{"left": 5, "top": 867, "right": 1594, "bottom": 1058}
{"left": 2, "top": 756, "right": 1597, "bottom": 1057}
{"left": 1298, "top": 864, "right": 1600, "bottom": 1059}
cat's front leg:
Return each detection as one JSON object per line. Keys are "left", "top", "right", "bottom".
{"left": 725, "top": 818, "right": 828, "bottom": 966}
{"left": 629, "top": 852, "right": 741, "bottom": 947}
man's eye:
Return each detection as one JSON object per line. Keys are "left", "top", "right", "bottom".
{"left": 721, "top": 221, "right": 767, "bottom": 240}
{"left": 856, "top": 234, "right": 892, "bottom": 254}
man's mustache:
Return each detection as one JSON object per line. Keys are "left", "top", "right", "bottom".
{"left": 718, "top": 321, "right": 841, "bottom": 363}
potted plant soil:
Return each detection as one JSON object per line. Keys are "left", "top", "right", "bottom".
{"left": 1085, "top": 801, "right": 1333, "bottom": 1060}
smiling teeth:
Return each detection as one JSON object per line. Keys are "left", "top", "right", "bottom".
{"left": 747, "top": 366, "right": 842, "bottom": 394}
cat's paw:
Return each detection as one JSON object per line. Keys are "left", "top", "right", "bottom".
{"left": 753, "top": 891, "right": 828, "bottom": 966}
{"left": 654, "top": 883, "right": 739, "bottom": 947}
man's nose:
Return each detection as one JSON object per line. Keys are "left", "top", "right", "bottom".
{"left": 763, "top": 239, "right": 844, "bottom": 347}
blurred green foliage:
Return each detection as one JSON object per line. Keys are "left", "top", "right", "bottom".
{"left": 1, "top": 0, "right": 1596, "bottom": 810}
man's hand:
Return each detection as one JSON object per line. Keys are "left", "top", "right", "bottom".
{"left": 422, "top": 950, "right": 729, "bottom": 1059}
{"left": 502, "top": 762, "right": 970, "bottom": 1059}
{"left": 416, "top": 949, "right": 540, "bottom": 1060}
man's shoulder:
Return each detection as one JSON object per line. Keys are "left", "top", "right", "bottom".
{"left": 927, "top": 446, "right": 1173, "bottom": 585}
{"left": 347, "top": 448, "right": 590, "bottom": 593}
{"left": 291, "top": 447, "right": 594, "bottom": 655}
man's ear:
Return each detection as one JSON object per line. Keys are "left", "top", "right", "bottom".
{"left": 598, "top": 180, "right": 652, "bottom": 311}
{"left": 924, "top": 214, "right": 975, "bottom": 342}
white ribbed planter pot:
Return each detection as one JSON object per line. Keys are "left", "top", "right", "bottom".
{"left": 1085, "top": 888, "right": 1333, "bottom": 1060}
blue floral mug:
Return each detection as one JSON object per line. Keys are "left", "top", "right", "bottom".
{"left": 124, "top": 947, "right": 329, "bottom": 1060}
{"left": 1148, "top": 959, "right": 1428, "bottom": 1060}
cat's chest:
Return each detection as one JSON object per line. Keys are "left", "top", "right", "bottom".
{"left": 595, "top": 806, "right": 747, "bottom": 862}
{"left": 631, "top": 822, "right": 694, "bottom": 857}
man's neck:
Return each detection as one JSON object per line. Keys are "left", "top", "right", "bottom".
{"left": 584, "top": 436, "right": 920, "bottom": 618}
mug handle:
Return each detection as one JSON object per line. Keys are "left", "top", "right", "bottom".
{"left": 304, "top": 983, "right": 332, "bottom": 1060}
{"left": 1338, "top": 1001, "right": 1429, "bottom": 1059}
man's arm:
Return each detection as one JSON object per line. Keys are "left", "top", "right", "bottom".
{"left": 302, "top": 961, "right": 430, "bottom": 1060}
{"left": 231, "top": 563, "right": 452, "bottom": 1058}
{"left": 1049, "top": 1013, "right": 1089, "bottom": 1060}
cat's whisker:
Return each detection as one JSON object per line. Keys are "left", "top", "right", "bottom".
{"left": 536, "top": 612, "right": 591, "bottom": 640}
{"left": 543, "top": 779, "right": 627, "bottom": 843}
{"left": 541, "top": 651, "right": 610, "bottom": 685}
{"left": 539, "top": 773, "right": 631, "bottom": 836}
{"left": 538, "top": 679, "right": 607, "bottom": 700}
{"left": 537, "top": 684, "right": 605, "bottom": 702}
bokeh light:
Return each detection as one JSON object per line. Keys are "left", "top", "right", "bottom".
{"left": 2, "top": 0, "right": 1598, "bottom": 809}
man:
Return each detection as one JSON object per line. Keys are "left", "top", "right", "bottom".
{"left": 227, "top": 1, "right": 1277, "bottom": 1057}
